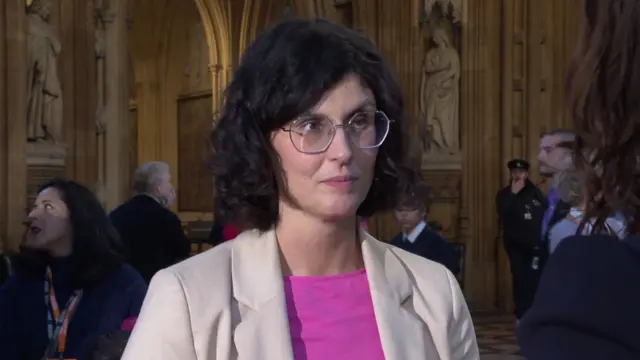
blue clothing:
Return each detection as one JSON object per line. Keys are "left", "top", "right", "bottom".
{"left": 541, "top": 188, "right": 560, "bottom": 238}
{"left": 548, "top": 209, "right": 627, "bottom": 254}
{"left": 390, "top": 225, "right": 460, "bottom": 276}
{"left": 0, "top": 258, "right": 147, "bottom": 360}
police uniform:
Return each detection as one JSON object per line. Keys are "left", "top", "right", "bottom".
{"left": 495, "top": 159, "right": 548, "bottom": 319}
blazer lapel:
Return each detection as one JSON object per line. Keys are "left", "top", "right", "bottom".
{"left": 231, "top": 230, "right": 294, "bottom": 360}
{"left": 362, "top": 232, "right": 442, "bottom": 360}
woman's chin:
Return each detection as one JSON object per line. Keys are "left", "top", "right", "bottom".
{"left": 315, "top": 202, "right": 359, "bottom": 222}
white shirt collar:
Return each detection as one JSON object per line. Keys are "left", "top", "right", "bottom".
{"left": 404, "top": 221, "right": 427, "bottom": 243}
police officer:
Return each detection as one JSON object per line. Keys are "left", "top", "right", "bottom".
{"left": 496, "top": 159, "right": 547, "bottom": 321}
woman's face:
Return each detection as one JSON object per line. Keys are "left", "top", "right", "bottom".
{"left": 271, "top": 74, "right": 378, "bottom": 222}
{"left": 24, "top": 187, "right": 72, "bottom": 254}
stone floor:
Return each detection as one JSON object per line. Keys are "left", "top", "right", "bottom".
{"left": 474, "top": 312, "right": 524, "bottom": 360}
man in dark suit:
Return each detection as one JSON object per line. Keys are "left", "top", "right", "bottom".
{"left": 109, "top": 161, "right": 191, "bottom": 283}
{"left": 390, "top": 182, "right": 460, "bottom": 276}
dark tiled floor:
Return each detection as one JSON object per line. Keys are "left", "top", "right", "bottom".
{"left": 473, "top": 312, "right": 524, "bottom": 360}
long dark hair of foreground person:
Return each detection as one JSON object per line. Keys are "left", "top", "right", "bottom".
{"left": 13, "top": 178, "right": 124, "bottom": 288}
{"left": 566, "top": 0, "right": 640, "bottom": 234}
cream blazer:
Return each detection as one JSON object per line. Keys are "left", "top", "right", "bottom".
{"left": 122, "top": 229, "right": 479, "bottom": 360}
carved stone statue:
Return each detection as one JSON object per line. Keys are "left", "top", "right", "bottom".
{"left": 419, "top": 26, "right": 461, "bottom": 155}
{"left": 26, "top": 0, "right": 64, "bottom": 143}
{"left": 423, "top": 0, "right": 462, "bottom": 24}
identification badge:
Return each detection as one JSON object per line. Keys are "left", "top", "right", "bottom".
{"left": 524, "top": 212, "right": 532, "bottom": 220}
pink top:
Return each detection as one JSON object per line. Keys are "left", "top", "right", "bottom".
{"left": 283, "top": 269, "right": 386, "bottom": 360}
{"left": 120, "top": 316, "right": 137, "bottom": 331}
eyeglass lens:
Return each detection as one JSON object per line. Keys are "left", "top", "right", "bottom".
{"left": 288, "top": 111, "right": 390, "bottom": 153}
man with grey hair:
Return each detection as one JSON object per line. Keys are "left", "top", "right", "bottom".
{"left": 538, "top": 129, "right": 576, "bottom": 241}
{"left": 109, "top": 161, "right": 191, "bottom": 283}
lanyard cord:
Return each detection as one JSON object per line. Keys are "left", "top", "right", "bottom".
{"left": 44, "top": 267, "right": 83, "bottom": 358}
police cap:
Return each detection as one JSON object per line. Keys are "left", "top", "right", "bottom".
{"left": 507, "top": 159, "right": 530, "bottom": 171}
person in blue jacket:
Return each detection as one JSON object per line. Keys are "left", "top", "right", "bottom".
{"left": 0, "top": 178, "right": 147, "bottom": 360}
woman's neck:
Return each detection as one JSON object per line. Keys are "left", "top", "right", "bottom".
{"left": 276, "top": 208, "right": 363, "bottom": 277}
{"left": 48, "top": 235, "right": 73, "bottom": 257}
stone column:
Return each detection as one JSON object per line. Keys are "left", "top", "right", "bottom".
{"left": 102, "top": 0, "right": 129, "bottom": 211}
{"left": 0, "top": 0, "right": 28, "bottom": 251}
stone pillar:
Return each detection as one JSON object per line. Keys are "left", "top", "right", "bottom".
{"left": 0, "top": 0, "right": 28, "bottom": 251}
{"left": 102, "top": 0, "right": 129, "bottom": 211}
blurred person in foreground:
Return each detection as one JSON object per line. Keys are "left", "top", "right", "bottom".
{"left": 122, "top": 18, "right": 477, "bottom": 360}
{"left": 518, "top": 0, "right": 640, "bottom": 358}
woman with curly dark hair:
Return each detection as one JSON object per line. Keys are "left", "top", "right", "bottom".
{"left": 123, "top": 19, "right": 477, "bottom": 360}
{"left": 518, "top": 0, "right": 640, "bottom": 358}
{"left": 0, "top": 178, "right": 147, "bottom": 360}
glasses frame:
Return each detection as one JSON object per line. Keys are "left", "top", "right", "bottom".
{"left": 281, "top": 110, "right": 394, "bottom": 154}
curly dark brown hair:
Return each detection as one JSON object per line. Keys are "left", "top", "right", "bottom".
{"left": 566, "top": 0, "right": 640, "bottom": 234}
{"left": 209, "top": 19, "right": 416, "bottom": 231}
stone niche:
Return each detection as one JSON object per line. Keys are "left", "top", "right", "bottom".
{"left": 26, "top": 142, "right": 67, "bottom": 205}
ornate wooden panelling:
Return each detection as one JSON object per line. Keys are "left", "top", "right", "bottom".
{"left": 495, "top": 0, "right": 580, "bottom": 310}
{"left": 421, "top": 170, "right": 462, "bottom": 241}
{"left": 0, "top": 0, "right": 28, "bottom": 251}
{"left": 177, "top": 92, "right": 215, "bottom": 213}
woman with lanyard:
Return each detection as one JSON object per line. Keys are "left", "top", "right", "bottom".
{"left": 0, "top": 178, "right": 147, "bottom": 360}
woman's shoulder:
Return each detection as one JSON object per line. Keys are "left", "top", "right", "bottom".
{"left": 556, "top": 233, "right": 637, "bottom": 257}
{"left": 544, "top": 234, "right": 640, "bottom": 286}
{"left": 374, "top": 238, "right": 457, "bottom": 292}
{"left": 150, "top": 234, "right": 238, "bottom": 292}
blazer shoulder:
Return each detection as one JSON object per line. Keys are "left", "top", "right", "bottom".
{"left": 167, "top": 237, "right": 234, "bottom": 279}
{"left": 159, "top": 232, "right": 262, "bottom": 302}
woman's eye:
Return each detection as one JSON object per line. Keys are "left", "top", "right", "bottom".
{"left": 350, "top": 113, "right": 373, "bottom": 129}
{"left": 295, "top": 118, "right": 326, "bottom": 133}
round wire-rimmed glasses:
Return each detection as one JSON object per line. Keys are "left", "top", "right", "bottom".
{"left": 281, "top": 110, "right": 393, "bottom": 154}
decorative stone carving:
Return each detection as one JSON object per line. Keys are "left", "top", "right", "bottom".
{"left": 423, "top": 0, "right": 462, "bottom": 24}
{"left": 419, "top": 25, "right": 461, "bottom": 158}
{"left": 26, "top": 141, "right": 67, "bottom": 166}
{"left": 26, "top": 0, "right": 64, "bottom": 144}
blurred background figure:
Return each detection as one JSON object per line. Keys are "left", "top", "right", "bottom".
{"left": 538, "top": 130, "right": 576, "bottom": 245}
{"left": 109, "top": 161, "right": 190, "bottom": 283}
{"left": 548, "top": 167, "right": 626, "bottom": 254}
{"left": 496, "top": 159, "right": 546, "bottom": 321}
{"left": 391, "top": 181, "right": 460, "bottom": 276}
